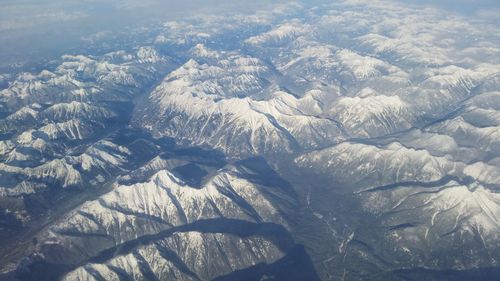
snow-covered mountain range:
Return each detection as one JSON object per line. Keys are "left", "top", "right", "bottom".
{"left": 1, "top": 0, "right": 499, "bottom": 280}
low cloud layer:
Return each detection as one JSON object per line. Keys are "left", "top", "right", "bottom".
{"left": 0, "top": 0, "right": 497, "bottom": 72}
{"left": 0, "top": 0, "right": 287, "bottom": 71}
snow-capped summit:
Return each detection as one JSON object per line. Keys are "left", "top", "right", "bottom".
{"left": 2, "top": 1, "right": 500, "bottom": 280}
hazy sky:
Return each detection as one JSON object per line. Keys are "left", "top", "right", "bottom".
{"left": 0, "top": 0, "right": 288, "bottom": 71}
{"left": 0, "top": 0, "right": 498, "bottom": 72}
{"left": 401, "top": 0, "right": 499, "bottom": 15}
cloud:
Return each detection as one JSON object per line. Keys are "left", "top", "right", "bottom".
{"left": 0, "top": 0, "right": 290, "bottom": 71}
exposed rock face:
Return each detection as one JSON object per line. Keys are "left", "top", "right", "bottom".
{"left": 1, "top": 0, "right": 499, "bottom": 280}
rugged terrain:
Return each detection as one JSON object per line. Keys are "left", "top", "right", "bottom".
{"left": 0, "top": 1, "right": 499, "bottom": 280}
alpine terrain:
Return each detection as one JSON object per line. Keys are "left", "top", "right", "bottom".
{"left": 0, "top": 0, "right": 499, "bottom": 280}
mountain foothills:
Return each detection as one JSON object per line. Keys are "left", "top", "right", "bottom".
{"left": 0, "top": 0, "right": 499, "bottom": 280}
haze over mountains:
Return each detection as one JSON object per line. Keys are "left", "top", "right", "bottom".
{"left": 0, "top": 0, "right": 499, "bottom": 280}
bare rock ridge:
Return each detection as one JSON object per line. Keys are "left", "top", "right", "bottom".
{"left": 0, "top": 1, "right": 499, "bottom": 280}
